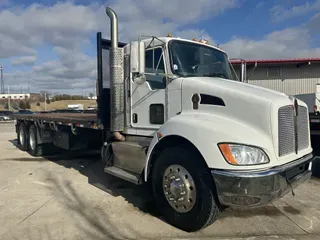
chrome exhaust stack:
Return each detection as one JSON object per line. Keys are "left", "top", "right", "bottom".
{"left": 105, "top": 7, "right": 125, "bottom": 138}
{"left": 106, "top": 7, "right": 118, "bottom": 49}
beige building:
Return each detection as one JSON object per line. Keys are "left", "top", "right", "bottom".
{"left": 0, "top": 93, "right": 41, "bottom": 101}
{"left": 231, "top": 58, "right": 320, "bottom": 96}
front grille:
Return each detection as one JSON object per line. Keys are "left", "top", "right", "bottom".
{"left": 297, "top": 106, "right": 309, "bottom": 151}
{"left": 278, "top": 105, "right": 309, "bottom": 157}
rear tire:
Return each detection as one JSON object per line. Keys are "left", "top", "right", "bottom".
{"left": 151, "top": 145, "right": 219, "bottom": 232}
{"left": 28, "top": 125, "right": 44, "bottom": 156}
{"left": 18, "top": 123, "right": 29, "bottom": 151}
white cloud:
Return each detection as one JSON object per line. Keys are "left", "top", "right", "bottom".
{"left": 11, "top": 55, "right": 37, "bottom": 66}
{"left": 221, "top": 26, "right": 320, "bottom": 60}
{"left": 2, "top": 0, "right": 320, "bottom": 94}
{"left": 0, "top": 0, "right": 8, "bottom": 6}
{"left": 32, "top": 48, "right": 96, "bottom": 80}
{"left": 0, "top": 0, "right": 236, "bottom": 93}
{"left": 0, "top": 0, "right": 237, "bottom": 57}
{"left": 306, "top": 12, "right": 320, "bottom": 34}
{"left": 255, "top": 1, "right": 264, "bottom": 9}
{"left": 271, "top": 1, "right": 320, "bottom": 22}
{"left": 110, "top": 0, "right": 236, "bottom": 22}
{"left": 0, "top": 2, "right": 104, "bottom": 56}
{"left": 0, "top": 33, "right": 36, "bottom": 58}
{"left": 221, "top": 5, "right": 320, "bottom": 60}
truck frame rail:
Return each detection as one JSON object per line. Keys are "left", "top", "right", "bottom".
{"left": 14, "top": 113, "right": 101, "bottom": 130}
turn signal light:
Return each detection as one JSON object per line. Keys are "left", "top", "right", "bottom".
{"left": 218, "top": 144, "right": 238, "bottom": 165}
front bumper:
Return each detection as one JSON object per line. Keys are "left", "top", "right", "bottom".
{"left": 211, "top": 153, "right": 315, "bottom": 207}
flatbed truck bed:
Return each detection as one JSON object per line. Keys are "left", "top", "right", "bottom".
{"left": 14, "top": 113, "right": 101, "bottom": 130}
{"left": 14, "top": 112, "right": 104, "bottom": 156}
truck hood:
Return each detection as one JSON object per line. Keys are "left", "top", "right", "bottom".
{"left": 183, "top": 77, "right": 288, "bottom": 102}
{"left": 180, "top": 77, "right": 299, "bottom": 140}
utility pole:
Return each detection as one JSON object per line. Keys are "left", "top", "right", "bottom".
{"left": 8, "top": 86, "right": 10, "bottom": 111}
{"left": 45, "top": 92, "right": 47, "bottom": 111}
{"left": 0, "top": 66, "right": 4, "bottom": 94}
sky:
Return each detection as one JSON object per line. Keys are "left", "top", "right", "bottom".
{"left": 1, "top": 0, "right": 320, "bottom": 94}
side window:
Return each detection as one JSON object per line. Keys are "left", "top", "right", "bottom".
{"left": 145, "top": 48, "right": 165, "bottom": 73}
{"left": 145, "top": 48, "right": 166, "bottom": 89}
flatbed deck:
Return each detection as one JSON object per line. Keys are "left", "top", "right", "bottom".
{"left": 14, "top": 113, "right": 102, "bottom": 129}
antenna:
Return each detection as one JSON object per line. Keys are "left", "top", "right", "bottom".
{"left": 0, "top": 66, "right": 4, "bottom": 94}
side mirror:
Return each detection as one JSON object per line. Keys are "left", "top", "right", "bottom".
{"left": 130, "top": 41, "right": 145, "bottom": 74}
{"left": 133, "top": 73, "right": 146, "bottom": 85}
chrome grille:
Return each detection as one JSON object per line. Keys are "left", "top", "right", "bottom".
{"left": 278, "top": 105, "right": 309, "bottom": 157}
{"left": 297, "top": 106, "right": 309, "bottom": 151}
{"left": 278, "top": 106, "right": 295, "bottom": 156}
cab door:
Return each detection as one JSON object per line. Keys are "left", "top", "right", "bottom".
{"left": 130, "top": 47, "right": 167, "bottom": 130}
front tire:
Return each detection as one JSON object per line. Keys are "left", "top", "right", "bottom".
{"left": 151, "top": 145, "right": 219, "bottom": 232}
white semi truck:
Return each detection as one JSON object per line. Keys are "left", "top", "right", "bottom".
{"left": 14, "top": 7, "right": 315, "bottom": 232}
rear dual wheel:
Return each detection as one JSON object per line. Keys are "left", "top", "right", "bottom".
{"left": 17, "top": 123, "right": 29, "bottom": 151}
{"left": 28, "top": 125, "right": 46, "bottom": 156}
{"left": 17, "top": 123, "right": 49, "bottom": 156}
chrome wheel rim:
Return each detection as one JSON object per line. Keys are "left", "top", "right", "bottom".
{"left": 19, "top": 128, "right": 24, "bottom": 145}
{"left": 29, "top": 129, "right": 36, "bottom": 150}
{"left": 162, "top": 164, "right": 196, "bottom": 213}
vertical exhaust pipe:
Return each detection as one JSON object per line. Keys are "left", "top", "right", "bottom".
{"left": 106, "top": 7, "right": 118, "bottom": 49}
{"left": 106, "top": 7, "right": 125, "bottom": 141}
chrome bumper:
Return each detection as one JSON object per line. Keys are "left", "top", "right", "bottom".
{"left": 211, "top": 153, "right": 315, "bottom": 207}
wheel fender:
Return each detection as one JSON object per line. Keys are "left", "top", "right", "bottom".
{"left": 144, "top": 113, "right": 274, "bottom": 182}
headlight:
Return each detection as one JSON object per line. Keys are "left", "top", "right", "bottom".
{"left": 218, "top": 143, "right": 269, "bottom": 165}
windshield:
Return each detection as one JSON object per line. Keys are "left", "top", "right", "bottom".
{"left": 168, "top": 40, "right": 238, "bottom": 80}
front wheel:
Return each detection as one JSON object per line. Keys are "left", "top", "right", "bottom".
{"left": 151, "top": 146, "right": 220, "bottom": 232}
